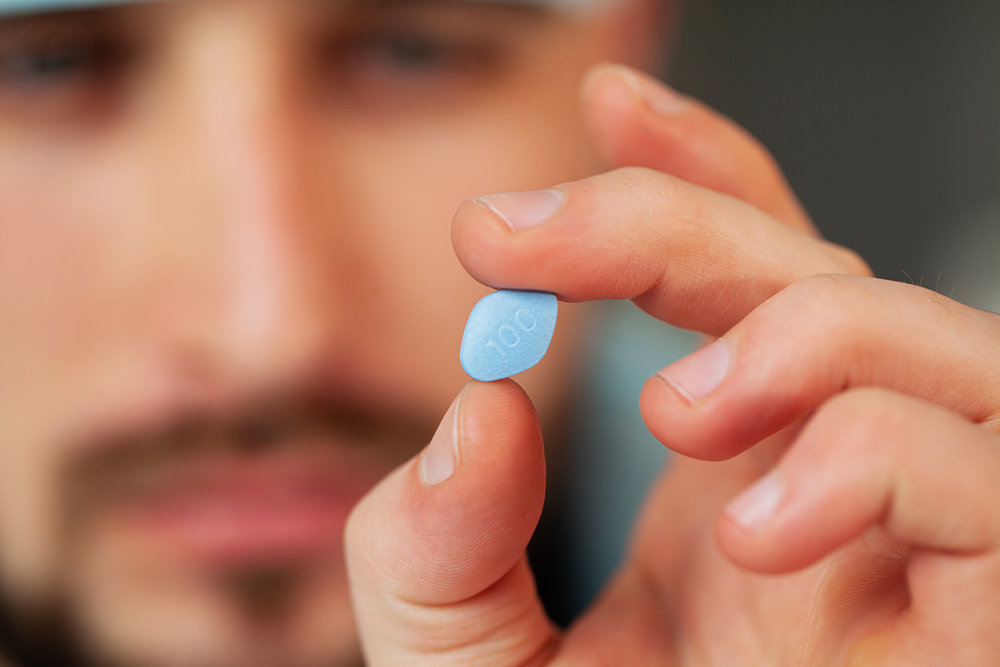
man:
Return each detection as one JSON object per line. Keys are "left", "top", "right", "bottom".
{"left": 3, "top": 2, "right": 1000, "bottom": 667}
{"left": 0, "top": 0, "right": 669, "bottom": 664}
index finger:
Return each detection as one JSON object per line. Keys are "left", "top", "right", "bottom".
{"left": 453, "top": 168, "right": 869, "bottom": 337}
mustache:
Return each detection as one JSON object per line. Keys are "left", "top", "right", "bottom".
{"left": 63, "top": 389, "right": 442, "bottom": 501}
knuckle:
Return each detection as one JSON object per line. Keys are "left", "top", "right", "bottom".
{"left": 771, "top": 273, "right": 865, "bottom": 336}
{"left": 609, "top": 165, "right": 688, "bottom": 203}
{"left": 611, "top": 164, "right": 668, "bottom": 182}
{"left": 576, "top": 166, "right": 695, "bottom": 227}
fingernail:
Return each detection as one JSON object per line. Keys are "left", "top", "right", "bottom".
{"left": 475, "top": 190, "right": 563, "bottom": 232}
{"left": 615, "top": 65, "right": 691, "bottom": 115}
{"left": 657, "top": 338, "right": 731, "bottom": 403}
{"left": 724, "top": 471, "right": 784, "bottom": 532}
{"left": 420, "top": 392, "right": 462, "bottom": 486}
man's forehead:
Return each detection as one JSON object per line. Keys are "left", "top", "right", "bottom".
{"left": 0, "top": 0, "right": 612, "bottom": 18}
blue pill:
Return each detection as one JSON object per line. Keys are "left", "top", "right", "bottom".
{"left": 460, "top": 290, "right": 558, "bottom": 382}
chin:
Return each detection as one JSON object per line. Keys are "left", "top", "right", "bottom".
{"left": 58, "top": 445, "right": 384, "bottom": 667}
{"left": 67, "top": 515, "right": 364, "bottom": 667}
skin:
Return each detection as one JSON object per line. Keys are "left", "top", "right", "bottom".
{"left": 346, "top": 67, "right": 1000, "bottom": 665}
{"left": 0, "top": 1, "right": 669, "bottom": 665}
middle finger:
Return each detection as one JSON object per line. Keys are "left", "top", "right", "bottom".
{"left": 642, "top": 274, "right": 1000, "bottom": 460}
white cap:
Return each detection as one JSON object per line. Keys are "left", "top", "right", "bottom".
{"left": 0, "top": 0, "right": 150, "bottom": 15}
{"left": 0, "top": 0, "right": 611, "bottom": 18}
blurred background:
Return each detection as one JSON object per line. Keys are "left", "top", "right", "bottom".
{"left": 672, "top": 0, "right": 1000, "bottom": 295}
{"left": 539, "top": 0, "right": 1000, "bottom": 625}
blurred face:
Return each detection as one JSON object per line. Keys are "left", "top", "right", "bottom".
{"left": 0, "top": 0, "right": 662, "bottom": 665}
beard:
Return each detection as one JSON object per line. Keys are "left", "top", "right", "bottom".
{"left": 0, "top": 390, "right": 439, "bottom": 667}
{"left": 0, "top": 564, "right": 366, "bottom": 667}
{"left": 0, "top": 589, "right": 79, "bottom": 667}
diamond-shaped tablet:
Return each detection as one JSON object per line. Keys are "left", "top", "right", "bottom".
{"left": 460, "top": 290, "right": 558, "bottom": 382}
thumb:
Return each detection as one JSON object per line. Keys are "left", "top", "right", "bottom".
{"left": 345, "top": 379, "right": 559, "bottom": 667}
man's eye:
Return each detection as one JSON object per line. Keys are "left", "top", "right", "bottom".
{"left": 2, "top": 45, "right": 92, "bottom": 83}
{"left": 348, "top": 33, "right": 491, "bottom": 74}
{"left": 324, "top": 29, "right": 500, "bottom": 97}
{"left": 0, "top": 25, "right": 133, "bottom": 123}
{"left": 0, "top": 27, "right": 98, "bottom": 85}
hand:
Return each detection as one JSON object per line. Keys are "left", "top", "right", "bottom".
{"left": 344, "top": 64, "right": 1000, "bottom": 665}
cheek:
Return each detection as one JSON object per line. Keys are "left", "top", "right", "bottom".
{"left": 0, "top": 136, "right": 157, "bottom": 393}
{"left": 0, "top": 151, "right": 94, "bottom": 600}
{"left": 0, "top": 136, "right": 159, "bottom": 602}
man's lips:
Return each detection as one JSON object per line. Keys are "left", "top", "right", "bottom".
{"left": 112, "top": 458, "right": 375, "bottom": 566}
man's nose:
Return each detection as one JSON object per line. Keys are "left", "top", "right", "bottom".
{"left": 151, "top": 9, "right": 345, "bottom": 395}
